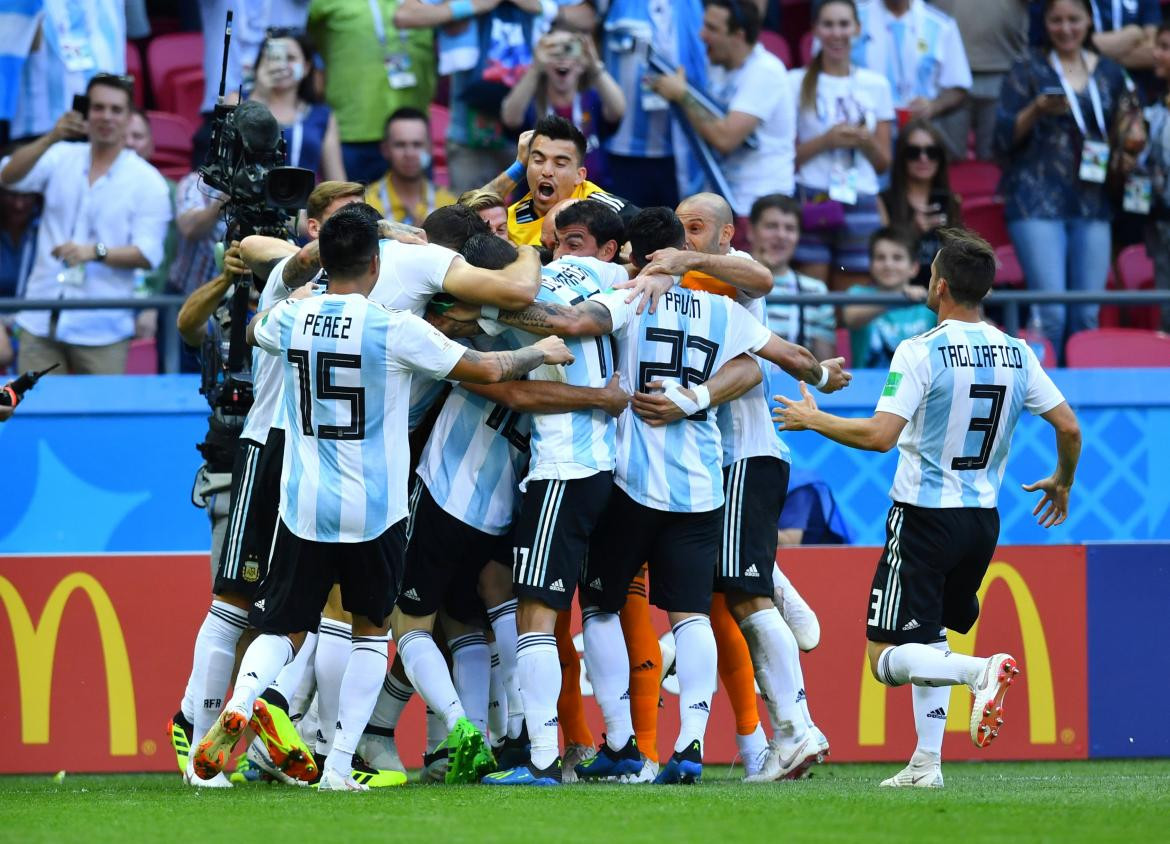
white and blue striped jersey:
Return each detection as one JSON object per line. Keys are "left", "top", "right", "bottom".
{"left": 368, "top": 239, "right": 461, "bottom": 429}
{"left": 240, "top": 254, "right": 311, "bottom": 445}
{"left": 602, "top": 9, "right": 675, "bottom": 158}
{"left": 489, "top": 256, "right": 629, "bottom": 488}
{"left": 416, "top": 335, "right": 530, "bottom": 536}
{"left": 716, "top": 290, "right": 788, "bottom": 466}
{"left": 597, "top": 285, "right": 773, "bottom": 512}
{"left": 253, "top": 293, "right": 466, "bottom": 542}
{"left": 876, "top": 320, "right": 1064, "bottom": 509}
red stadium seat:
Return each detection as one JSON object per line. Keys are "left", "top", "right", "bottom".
{"left": 949, "top": 160, "right": 1001, "bottom": 200}
{"left": 799, "top": 31, "right": 816, "bottom": 66}
{"left": 835, "top": 327, "right": 852, "bottom": 368}
{"left": 148, "top": 32, "right": 204, "bottom": 113}
{"left": 1117, "top": 243, "right": 1155, "bottom": 290}
{"left": 146, "top": 110, "right": 195, "bottom": 180}
{"left": 994, "top": 244, "right": 1024, "bottom": 288}
{"left": 164, "top": 66, "right": 207, "bottom": 129}
{"left": 760, "top": 31, "right": 793, "bottom": 67}
{"left": 1065, "top": 328, "right": 1170, "bottom": 368}
{"left": 961, "top": 196, "right": 1010, "bottom": 249}
{"left": 429, "top": 104, "right": 450, "bottom": 185}
{"left": 1106, "top": 244, "right": 1160, "bottom": 330}
{"left": 125, "top": 338, "right": 158, "bottom": 374}
{"left": 125, "top": 43, "right": 145, "bottom": 108}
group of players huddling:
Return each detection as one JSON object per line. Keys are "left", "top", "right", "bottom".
{"left": 168, "top": 116, "right": 1082, "bottom": 792}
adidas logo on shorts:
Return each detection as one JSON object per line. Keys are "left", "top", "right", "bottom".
{"left": 590, "top": 578, "right": 603, "bottom": 590}
{"left": 253, "top": 599, "right": 265, "bottom": 611}
{"left": 550, "top": 579, "right": 566, "bottom": 592}
{"left": 404, "top": 588, "right": 420, "bottom": 601}
{"left": 744, "top": 564, "right": 759, "bottom": 577}
{"left": 902, "top": 619, "right": 920, "bottom": 631}
{"left": 926, "top": 707, "right": 947, "bottom": 719}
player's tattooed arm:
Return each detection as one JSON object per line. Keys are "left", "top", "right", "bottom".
{"left": 283, "top": 239, "right": 322, "bottom": 289}
{"left": 448, "top": 336, "right": 575, "bottom": 383}
{"left": 465, "top": 375, "right": 629, "bottom": 417}
{"left": 496, "top": 300, "right": 614, "bottom": 337}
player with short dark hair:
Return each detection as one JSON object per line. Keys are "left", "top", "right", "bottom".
{"left": 774, "top": 227, "right": 1082, "bottom": 789}
{"left": 192, "top": 206, "right": 575, "bottom": 792}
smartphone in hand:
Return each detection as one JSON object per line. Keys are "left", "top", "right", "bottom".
{"left": 63, "top": 94, "right": 89, "bottom": 142}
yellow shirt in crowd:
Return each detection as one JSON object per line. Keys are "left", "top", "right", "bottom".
{"left": 363, "top": 173, "right": 456, "bottom": 226}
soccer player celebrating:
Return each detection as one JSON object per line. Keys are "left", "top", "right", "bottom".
{"left": 192, "top": 207, "right": 573, "bottom": 792}
{"left": 774, "top": 228, "right": 1082, "bottom": 788}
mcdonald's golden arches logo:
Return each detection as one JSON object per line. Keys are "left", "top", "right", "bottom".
{"left": 0, "top": 572, "right": 138, "bottom": 755}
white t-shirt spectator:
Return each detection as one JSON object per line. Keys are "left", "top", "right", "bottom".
{"left": 851, "top": 0, "right": 972, "bottom": 106}
{"left": 788, "top": 66, "right": 894, "bottom": 195}
{"left": 1, "top": 143, "right": 172, "bottom": 346}
{"left": 707, "top": 43, "right": 796, "bottom": 215}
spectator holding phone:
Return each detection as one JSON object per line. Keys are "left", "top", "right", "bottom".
{"left": 501, "top": 29, "right": 625, "bottom": 190}
{"left": 0, "top": 74, "right": 171, "bottom": 374}
{"left": 995, "top": 0, "right": 1131, "bottom": 358}
{"left": 878, "top": 117, "right": 962, "bottom": 286}
{"left": 246, "top": 31, "right": 345, "bottom": 182}
{"left": 789, "top": 0, "right": 894, "bottom": 291}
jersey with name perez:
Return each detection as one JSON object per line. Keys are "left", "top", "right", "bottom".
{"left": 253, "top": 293, "right": 465, "bottom": 542}
{"left": 875, "top": 319, "right": 1064, "bottom": 509}
{"left": 598, "top": 285, "right": 773, "bottom": 513}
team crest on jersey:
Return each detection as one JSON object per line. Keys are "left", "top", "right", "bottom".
{"left": 882, "top": 371, "right": 903, "bottom": 397}
{"left": 242, "top": 558, "right": 260, "bottom": 582}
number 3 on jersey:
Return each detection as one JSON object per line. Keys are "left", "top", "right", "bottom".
{"left": 637, "top": 327, "right": 720, "bottom": 421}
{"left": 952, "top": 384, "right": 1006, "bottom": 471}
{"left": 287, "top": 349, "right": 366, "bottom": 440}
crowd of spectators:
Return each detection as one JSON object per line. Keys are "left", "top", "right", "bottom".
{"left": 1, "top": 0, "right": 1169, "bottom": 376}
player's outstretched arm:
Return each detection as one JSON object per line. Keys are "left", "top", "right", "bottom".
{"left": 632, "top": 353, "right": 762, "bottom": 427}
{"left": 756, "top": 332, "right": 852, "bottom": 393}
{"left": 1022, "top": 401, "right": 1081, "bottom": 528}
{"left": 240, "top": 234, "right": 298, "bottom": 285}
{"left": 641, "top": 248, "right": 772, "bottom": 297}
{"left": 773, "top": 382, "right": 906, "bottom": 451}
{"left": 448, "top": 336, "right": 575, "bottom": 384}
{"left": 442, "top": 244, "right": 542, "bottom": 310}
{"left": 464, "top": 374, "right": 629, "bottom": 417}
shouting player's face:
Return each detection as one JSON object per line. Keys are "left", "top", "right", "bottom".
{"left": 527, "top": 136, "right": 586, "bottom": 217}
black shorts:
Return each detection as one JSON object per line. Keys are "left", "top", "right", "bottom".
{"left": 714, "top": 456, "right": 789, "bottom": 597}
{"left": 866, "top": 503, "right": 1000, "bottom": 646}
{"left": 512, "top": 472, "right": 614, "bottom": 611}
{"left": 583, "top": 486, "right": 722, "bottom": 615}
{"left": 397, "top": 478, "right": 511, "bottom": 625}
{"left": 249, "top": 518, "right": 408, "bottom": 634}
{"left": 213, "top": 428, "right": 284, "bottom": 598}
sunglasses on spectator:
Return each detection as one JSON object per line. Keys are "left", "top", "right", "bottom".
{"left": 906, "top": 144, "right": 942, "bottom": 161}
{"left": 265, "top": 26, "right": 305, "bottom": 38}
{"left": 90, "top": 72, "right": 135, "bottom": 95}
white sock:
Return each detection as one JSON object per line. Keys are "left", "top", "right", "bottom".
{"left": 182, "top": 600, "right": 247, "bottom": 741}
{"left": 736, "top": 723, "right": 767, "bottom": 764}
{"left": 488, "top": 599, "right": 524, "bottom": 739}
{"left": 877, "top": 642, "right": 985, "bottom": 688}
{"left": 448, "top": 631, "right": 490, "bottom": 734}
{"left": 912, "top": 641, "right": 951, "bottom": 759}
{"left": 226, "top": 633, "right": 294, "bottom": 715}
{"left": 368, "top": 671, "right": 413, "bottom": 731}
{"left": 425, "top": 708, "right": 446, "bottom": 754}
{"left": 791, "top": 654, "right": 815, "bottom": 728}
{"left": 517, "top": 632, "right": 560, "bottom": 769}
{"left": 314, "top": 618, "right": 351, "bottom": 755}
{"left": 267, "top": 631, "right": 317, "bottom": 710}
{"left": 582, "top": 607, "right": 633, "bottom": 749}
{"left": 398, "top": 629, "right": 465, "bottom": 732}
{"left": 672, "top": 616, "right": 717, "bottom": 754}
{"left": 739, "top": 609, "right": 806, "bottom": 740}
{"left": 288, "top": 655, "right": 317, "bottom": 723}
{"left": 325, "top": 633, "right": 389, "bottom": 776}
{"left": 488, "top": 643, "right": 507, "bottom": 745}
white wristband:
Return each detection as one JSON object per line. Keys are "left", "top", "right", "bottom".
{"left": 692, "top": 384, "right": 711, "bottom": 411}
{"left": 481, "top": 304, "right": 500, "bottom": 321}
{"left": 815, "top": 365, "right": 830, "bottom": 391}
{"left": 663, "top": 382, "right": 700, "bottom": 416}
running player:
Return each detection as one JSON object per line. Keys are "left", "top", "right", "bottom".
{"left": 774, "top": 227, "right": 1082, "bottom": 788}
{"left": 192, "top": 207, "right": 574, "bottom": 791}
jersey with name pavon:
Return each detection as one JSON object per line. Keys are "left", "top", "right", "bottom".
{"left": 875, "top": 319, "right": 1064, "bottom": 509}
{"left": 597, "top": 284, "right": 773, "bottom": 512}
{"left": 485, "top": 255, "right": 629, "bottom": 488}
{"left": 415, "top": 333, "right": 530, "bottom": 535}
{"left": 253, "top": 293, "right": 465, "bottom": 542}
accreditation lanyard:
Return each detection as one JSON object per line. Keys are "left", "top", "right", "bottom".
{"left": 368, "top": 0, "right": 410, "bottom": 58}
{"left": 1090, "top": 0, "right": 1124, "bottom": 33}
{"left": 1050, "top": 51, "right": 1107, "bottom": 139}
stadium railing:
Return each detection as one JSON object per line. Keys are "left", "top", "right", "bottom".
{"left": 1, "top": 290, "right": 1169, "bottom": 373}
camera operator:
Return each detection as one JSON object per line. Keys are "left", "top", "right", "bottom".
{"left": 0, "top": 73, "right": 171, "bottom": 374}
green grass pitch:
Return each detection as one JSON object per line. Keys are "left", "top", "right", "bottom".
{"left": 3, "top": 761, "right": 1169, "bottom": 843}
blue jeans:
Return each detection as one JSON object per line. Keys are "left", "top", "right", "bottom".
{"left": 1007, "top": 217, "right": 1111, "bottom": 359}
